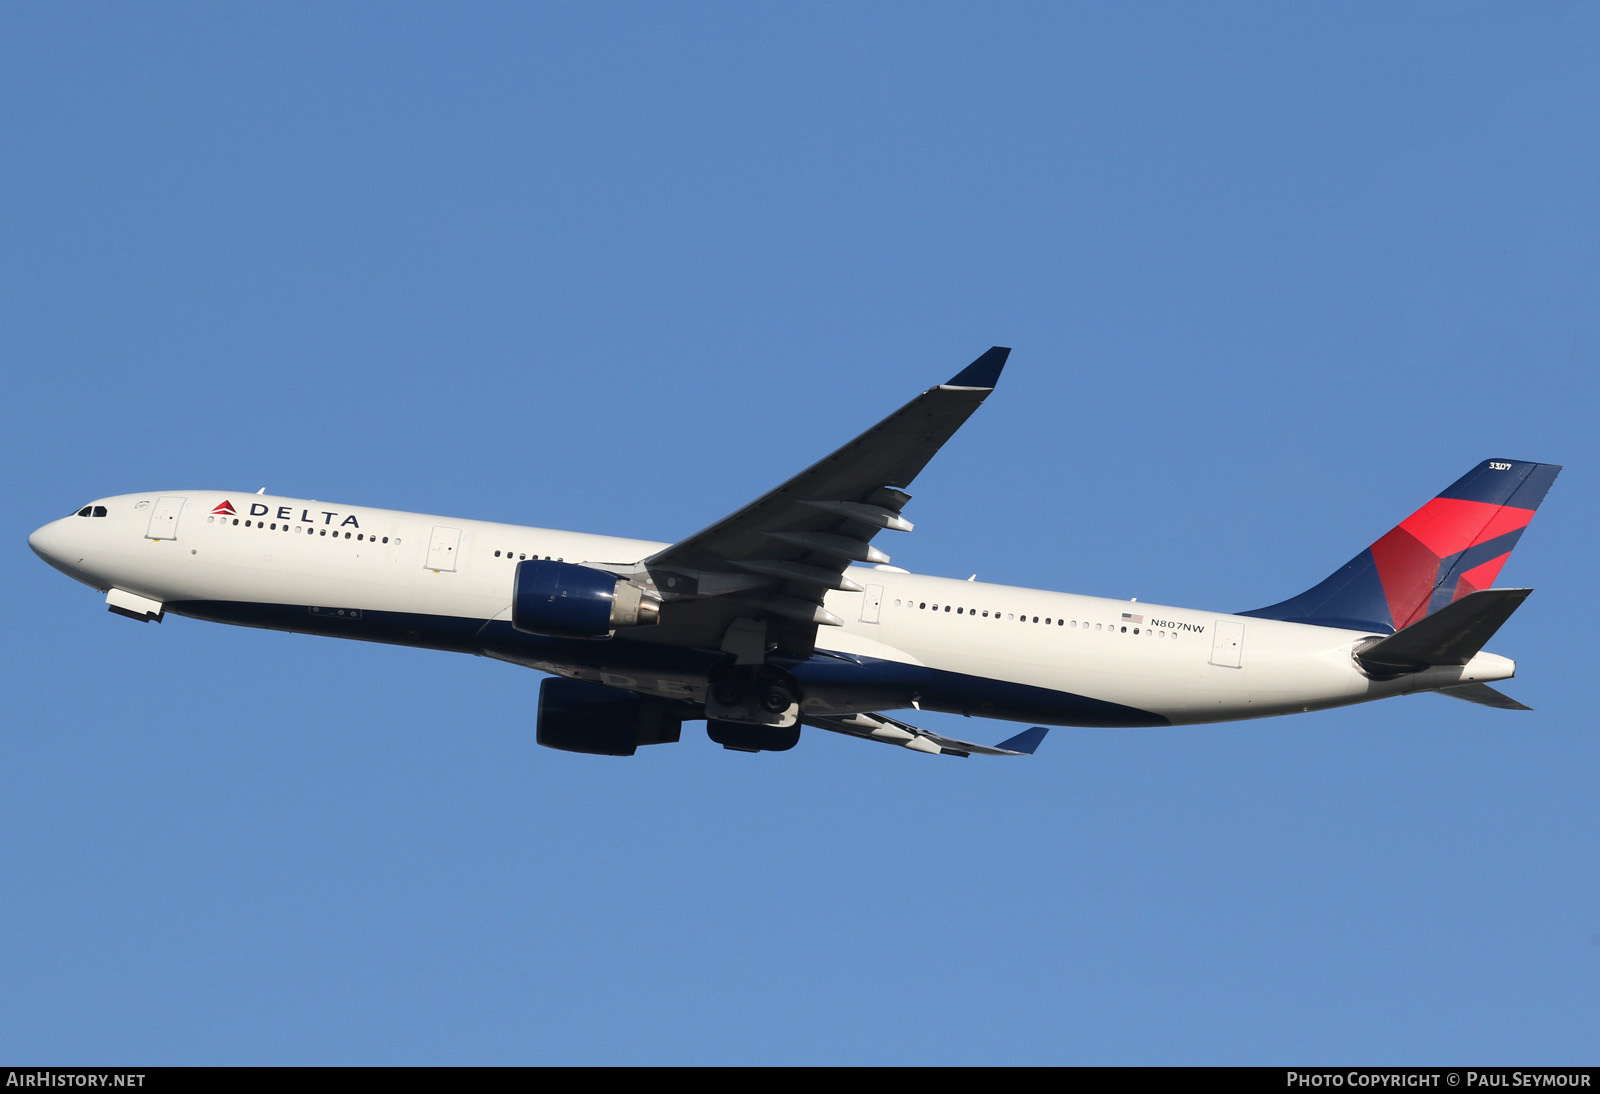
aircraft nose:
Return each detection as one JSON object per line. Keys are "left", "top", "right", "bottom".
{"left": 29, "top": 519, "right": 62, "bottom": 561}
{"left": 29, "top": 517, "right": 79, "bottom": 571}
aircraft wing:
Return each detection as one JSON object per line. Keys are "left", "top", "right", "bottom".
{"left": 633, "top": 348, "right": 1009, "bottom": 657}
{"left": 803, "top": 711, "right": 1049, "bottom": 758}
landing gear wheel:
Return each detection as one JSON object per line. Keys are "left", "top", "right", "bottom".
{"left": 758, "top": 682, "right": 795, "bottom": 714}
{"left": 708, "top": 663, "right": 800, "bottom": 725}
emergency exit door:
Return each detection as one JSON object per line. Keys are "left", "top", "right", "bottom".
{"left": 1209, "top": 619, "right": 1244, "bottom": 668}
{"left": 145, "top": 496, "right": 186, "bottom": 541}
{"left": 860, "top": 584, "right": 884, "bottom": 623}
{"left": 426, "top": 526, "right": 462, "bottom": 572}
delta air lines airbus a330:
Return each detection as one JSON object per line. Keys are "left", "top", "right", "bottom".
{"left": 29, "top": 350, "right": 1561, "bottom": 758}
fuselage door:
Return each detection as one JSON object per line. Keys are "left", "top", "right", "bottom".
{"left": 145, "top": 496, "right": 186, "bottom": 541}
{"left": 426, "top": 526, "right": 462, "bottom": 572}
{"left": 1209, "top": 619, "right": 1244, "bottom": 668}
{"left": 860, "top": 583, "right": 884, "bottom": 623}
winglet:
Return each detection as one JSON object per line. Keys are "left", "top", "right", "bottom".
{"left": 944, "top": 346, "right": 1010, "bottom": 390}
{"left": 994, "top": 726, "right": 1049, "bottom": 755}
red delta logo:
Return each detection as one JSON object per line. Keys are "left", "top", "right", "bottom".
{"left": 207, "top": 497, "right": 359, "bottom": 528}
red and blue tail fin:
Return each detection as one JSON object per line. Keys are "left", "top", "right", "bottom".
{"left": 1241, "top": 459, "right": 1561, "bottom": 634}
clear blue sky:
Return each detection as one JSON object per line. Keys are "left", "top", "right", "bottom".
{"left": 4, "top": 3, "right": 1597, "bottom": 1065}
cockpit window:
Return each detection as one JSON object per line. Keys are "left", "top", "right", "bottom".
{"left": 77, "top": 506, "right": 92, "bottom": 517}
{"left": 92, "top": 506, "right": 107, "bottom": 517}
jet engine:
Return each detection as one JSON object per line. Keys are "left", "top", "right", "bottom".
{"left": 512, "top": 559, "right": 661, "bottom": 639}
{"left": 536, "top": 677, "right": 682, "bottom": 756}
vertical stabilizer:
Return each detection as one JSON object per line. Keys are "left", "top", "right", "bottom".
{"left": 1241, "top": 460, "right": 1560, "bottom": 633}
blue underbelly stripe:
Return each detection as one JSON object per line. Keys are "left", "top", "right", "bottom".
{"left": 169, "top": 600, "right": 1169, "bottom": 728}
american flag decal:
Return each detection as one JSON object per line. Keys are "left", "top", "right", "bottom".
{"left": 1121, "top": 612, "right": 1143, "bottom": 624}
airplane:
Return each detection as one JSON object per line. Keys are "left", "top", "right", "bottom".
{"left": 28, "top": 348, "right": 1561, "bottom": 759}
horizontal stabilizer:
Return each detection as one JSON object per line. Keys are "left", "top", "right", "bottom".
{"left": 1436, "top": 683, "right": 1532, "bottom": 711}
{"left": 1356, "top": 588, "right": 1530, "bottom": 675}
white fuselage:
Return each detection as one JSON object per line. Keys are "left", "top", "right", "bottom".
{"left": 29, "top": 490, "right": 1518, "bottom": 728}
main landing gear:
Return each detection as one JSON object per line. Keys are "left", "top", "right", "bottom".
{"left": 705, "top": 663, "right": 803, "bottom": 753}
{"left": 706, "top": 663, "right": 800, "bottom": 726}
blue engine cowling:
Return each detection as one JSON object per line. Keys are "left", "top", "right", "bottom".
{"left": 512, "top": 559, "right": 661, "bottom": 639}
{"left": 537, "top": 677, "right": 682, "bottom": 756}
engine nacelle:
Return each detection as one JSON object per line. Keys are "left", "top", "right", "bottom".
{"left": 536, "top": 677, "right": 682, "bottom": 756}
{"left": 512, "top": 559, "right": 661, "bottom": 639}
